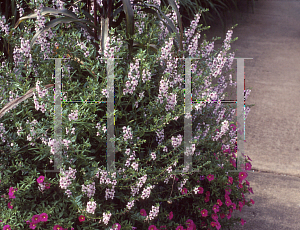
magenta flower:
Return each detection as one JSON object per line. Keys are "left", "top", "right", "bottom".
{"left": 238, "top": 171, "right": 248, "bottom": 183}
{"left": 45, "top": 183, "right": 51, "bottom": 189}
{"left": 53, "top": 225, "right": 63, "bottom": 230}
{"left": 197, "top": 187, "right": 204, "bottom": 194}
{"left": 112, "top": 223, "right": 121, "bottom": 230}
{"left": 211, "top": 213, "right": 218, "bottom": 221}
{"left": 228, "top": 176, "right": 233, "bottom": 184}
{"left": 29, "top": 222, "right": 37, "bottom": 229}
{"left": 212, "top": 204, "right": 220, "bottom": 213}
{"left": 220, "top": 213, "right": 226, "bottom": 219}
{"left": 207, "top": 174, "right": 214, "bottom": 181}
{"left": 37, "top": 176, "right": 45, "bottom": 184}
{"left": 245, "top": 162, "right": 252, "bottom": 170}
{"left": 31, "top": 214, "right": 41, "bottom": 224}
{"left": 250, "top": 198, "right": 255, "bottom": 204}
{"left": 140, "top": 209, "right": 147, "bottom": 217}
{"left": 78, "top": 215, "right": 85, "bottom": 222}
{"left": 7, "top": 201, "right": 13, "bottom": 209}
{"left": 204, "top": 196, "right": 210, "bottom": 203}
{"left": 175, "top": 226, "right": 185, "bottom": 230}
{"left": 217, "top": 199, "right": 223, "bottom": 206}
{"left": 3, "top": 225, "right": 11, "bottom": 230}
{"left": 168, "top": 211, "right": 173, "bottom": 220}
{"left": 200, "top": 209, "right": 208, "bottom": 217}
{"left": 148, "top": 225, "right": 158, "bottom": 230}
{"left": 8, "top": 187, "right": 16, "bottom": 199}
{"left": 241, "top": 218, "right": 246, "bottom": 226}
{"left": 185, "top": 219, "right": 196, "bottom": 230}
{"left": 181, "top": 187, "right": 187, "bottom": 194}
{"left": 211, "top": 221, "right": 217, "bottom": 228}
{"left": 40, "top": 213, "right": 48, "bottom": 222}
{"left": 225, "top": 199, "right": 232, "bottom": 207}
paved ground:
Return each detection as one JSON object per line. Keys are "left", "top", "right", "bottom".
{"left": 194, "top": 0, "right": 300, "bottom": 229}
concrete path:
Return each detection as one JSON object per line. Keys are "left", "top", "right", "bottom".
{"left": 193, "top": 0, "right": 300, "bottom": 229}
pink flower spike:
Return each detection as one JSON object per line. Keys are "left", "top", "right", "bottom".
{"left": 37, "top": 176, "right": 45, "bottom": 184}
{"left": 40, "top": 213, "right": 48, "bottom": 222}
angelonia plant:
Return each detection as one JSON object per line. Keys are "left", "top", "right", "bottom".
{"left": 0, "top": 0, "right": 254, "bottom": 229}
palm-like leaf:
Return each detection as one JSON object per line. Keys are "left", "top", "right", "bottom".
{"left": 0, "top": 84, "right": 55, "bottom": 120}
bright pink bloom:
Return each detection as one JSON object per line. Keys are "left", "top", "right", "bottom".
{"left": 197, "top": 187, "right": 204, "bottom": 194}
{"left": 148, "top": 225, "right": 158, "bottom": 230}
{"left": 185, "top": 219, "right": 196, "bottom": 230}
{"left": 207, "top": 174, "right": 214, "bottom": 182}
{"left": 78, "top": 215, "right": 85, "bottom": 222}
{"left": 32, "top": 214, "right": 41, "bottom": 224}
{"left": 245, "top": 162, "right": 252, "bottom": 170}
{"left": 250, "top": 198, "right": 255, "bottom": 204}
{"left": 53, "top": 225, "right": 63, "bottom": 230}
{"left": 210, "top": 221, "right": 217, "bottom": 227}
{"left": 8, "top": 187, "right": 16, "bottom": 199}
{"left": 7, "top": 201, "right": 13, "bottom": 209}
{"left": 200, "top": 209, "right": 208, "bottom": 217}
{"left": 225, "top": 199, "right": 232, "bottom": 207}
{"left": 168, "top": 211, "right": 173, "bottom": 220}
{"left": 227, "top": 212, "right": 232, "bottom": 220}
{"left": 182, "top": 187, "right": 188, "bottom": 194}
{"left": 3, "top": 225, "right": 11, "bottom": 230}
{"left": 37, "top": 176, "right": 45, "bottom": 184}
{"left": 241, "top": 218, "right": 246, "bottom": 226}
{"left": 212, "top": 204, "right": 219, "bottom": 213}
{"left": 238, "top": 171, "right": 248, "bottom": 183}
{"left": 140, "top": 209, "right": 147, "bottom": 217}
{"left": 40, "top": 213, "right": 48, "bottom": 222}
{"left": 216, "top": 199, "right": 223, "bottom": 206}
{"left": 211, "top": 213, "right": 218, "bottom": 221}
{"left": 175, "top": 226, "right": 185, "bottom": 230}
{"left": 29, "top": 222, "right": 37, "bottom": 229}
{"left": 228, "top": 176, "right": 233, "bottom": 184}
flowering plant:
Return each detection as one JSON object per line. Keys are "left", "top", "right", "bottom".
{"left": 0, "top": 0, "right": 254, "bottom": 229}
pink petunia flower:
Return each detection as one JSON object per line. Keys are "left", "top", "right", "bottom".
{"left": 40, "top": 213, "right": 48, "bottom": 222}
{"left": 3, "top": 225, "right": 11, "bottom": 230}
{"left": 78, "top": 215, "right": 85, "bottom": 222}
{"left": 238, "top": 171, "right": 248, "bottom": 183}
{"left": 8, "top": 201, "right": 13, "bottom": 209}
{"left": 212, "top": 204, "right": 220, "bottom": 213}
{"left": 168, "top": 211, "right": 173, "bottom": 220}
{"left": 53, "top": 225, "right": 63, "bottom": 230}
{"left": 37, "top": 176, "right": 45, "bottom": 184}
{"left": 29, "top": 222, "right": 37, "bottom": 229}
{"left": 8, "top": 187, "right": 16, "bottom": 199}
{"left": 216, "top": 199, "right": 223, "bottom": 206}
{"left": 112, "top": 223, "right": 121, "bottom": 230}
{"left": 241, "top": 218, "right": 246, "bottom": 226}
{"left": 197, "top": 187, "right": 204, "bottom": 194}
{"left": 228, "top": 176, "right": 233, "bottom": 184}
{"left": 140, "top": 209, "right": 147, "bottom": 217}
{"left": 182, "top": 187, "right": 187, "bottom": 194}
{"left": 207, "top": 174, "right": 214, "bottom": 182}
{"left": 32, "top": 214, "right": 41, "bottom": 224}
{"left": 148, "top": 225, "right": 158, "bottom": 230}
{"left": 200, "top": 209, "right": 208, "bottom": 217}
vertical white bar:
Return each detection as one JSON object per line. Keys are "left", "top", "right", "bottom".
{"left": 107, "top": 58, "right": 116, "bottom": 175}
